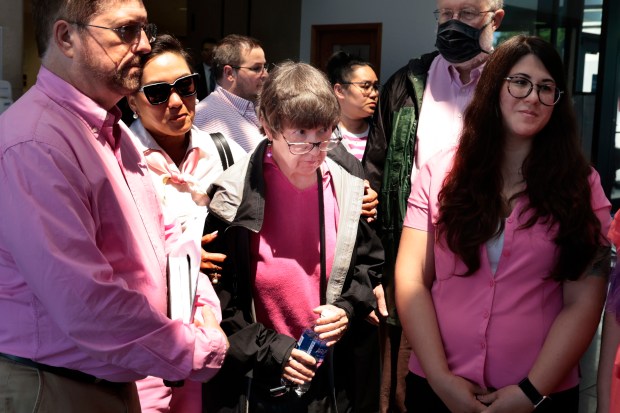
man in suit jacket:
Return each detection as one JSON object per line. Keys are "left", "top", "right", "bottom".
{"left": 197, "top": 37, "right": 217, "bottom": 101}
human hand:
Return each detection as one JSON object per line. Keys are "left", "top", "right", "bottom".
{"left": 477, "top": 385, "right": 535, "bottom": 413}
{"left": 366, "top": 284, "right": 388, "bottom": 325}
{"left": 196, "top": 306, "right": 229, "bottom": 350}
{"left": 200, "top": 231, "right": 226, "bottom": 284}
{"left": 429, "top": 373, "right": 489, "bottom": 413}
{"left": 312, "top": 305, "right": 348, "bottom": 346}
{"left": 282, "top": 348, "right": 317, "bottom": 384}
{"left": 361, "top": 180, "right": 378, "bottom": 223}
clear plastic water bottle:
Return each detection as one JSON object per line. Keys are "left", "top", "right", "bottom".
{"left": 294, "top": 328, "right": 328, "bottom": 396}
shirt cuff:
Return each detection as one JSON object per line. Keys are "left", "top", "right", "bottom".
{"left": 187, "top": 326, "right": 228, "bottom": 382}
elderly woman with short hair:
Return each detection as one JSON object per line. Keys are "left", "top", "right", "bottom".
{"left": 202, "top": 61, "right": 383, "bottom": 413}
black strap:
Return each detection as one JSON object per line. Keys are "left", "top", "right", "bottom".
{"left": 210, "top": 132, "right": 234, "bottom": 171}
{"left": 317, "top": 169, "right": 326, "bottom": 306}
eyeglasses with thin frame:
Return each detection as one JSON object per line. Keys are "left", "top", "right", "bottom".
{"left": 504, "top": 76, "right": 563, "bottom": 106}
{"left": 340, "top": 81, "right": 382, "bottom": 97}
{"left": 281, "top": 128, "right": 342, "bottom": 155}
{"left": 229, "top": 63, "right": 270, "bottom": 74}
{"left": 433, "top": 8, "right": 495, "bottom": 24}
{"left": 139, "top": 73, "right": 200, "bottom": 105}
{"left": 74, "top": 22, "right": 157, "bottom": 44}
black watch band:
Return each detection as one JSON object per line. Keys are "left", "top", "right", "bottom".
{"left": 518, "top": 377, "right": 548, "bottom": 408}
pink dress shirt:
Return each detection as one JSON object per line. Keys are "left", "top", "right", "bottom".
{"left": 413, "top": 55, "right": 483, "bottom": 183}
{"left": 0, "top": 67, "right": 226, "bottom": 383}
{"left": 194, "top": 85, "right": 264, "bottom": 153}
{"left": 403, "top": 148, "right": 611, "bottom": 391}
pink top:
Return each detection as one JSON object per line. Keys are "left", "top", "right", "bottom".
{"left": 413, "top": 55, "right": 483, "bottom": 183}
{"left": 338, "top": 124, "right": 368, "bottom": 161}
{"left": 403, "top": 148, "right": 611, "bottom": 391}
{"left": 194, "top": 86, "right": 264, "bottom": 153}
{"left": 251, "top": 155, "right": 338, "bottom": 340}
{"left": 0, "top": 67, "right": 227, "bottom": 382}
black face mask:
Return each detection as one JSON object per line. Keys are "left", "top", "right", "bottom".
{"left": 435, "top": 19, "right": 492, "bottom": 63}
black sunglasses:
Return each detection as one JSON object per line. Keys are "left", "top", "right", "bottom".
{"left": 138, "top": 73, "right": 199, "bottom": 105}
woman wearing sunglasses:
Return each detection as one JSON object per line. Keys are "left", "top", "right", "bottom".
{"left": 396, "top": 35, "right": 610, "bottom": 413}
{"left": 126, "top": 34, "right": 245, "bottom": 413}
{"left": 201, "top": 61, "right": 383, "bottom": 412}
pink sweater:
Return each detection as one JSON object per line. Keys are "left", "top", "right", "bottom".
{"left": 251, "top": 156, "right": 339, "bottom": 340}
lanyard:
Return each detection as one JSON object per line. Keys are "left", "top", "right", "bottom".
{"left": 317, "top": 168, "right": 326, "bottom": 306}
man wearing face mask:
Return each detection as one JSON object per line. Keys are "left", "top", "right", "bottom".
{"left": 364, "top": 1, "right": 504, "bottom": 412}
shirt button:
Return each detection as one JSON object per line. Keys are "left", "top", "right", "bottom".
{"left": 483, "top": 311, "right": 490, "bottom": 319}
{"left": 92, "top": 127, "right": 98, "bottom": 134}
{"left": 480, "top": 342, "right": 486, "bottom": 350}
{"left": 502, "top": 251, "right": 511, "bottom": 258}
{"left": 507, "top": 218, "right": 513, "bottom": 224}
{"left": 489, "top": 280, "right": 495, "bottom": 287}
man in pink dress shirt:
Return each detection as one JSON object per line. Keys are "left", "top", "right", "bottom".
{"left": 0, "top": 1, "right": 227, "bottom": 412}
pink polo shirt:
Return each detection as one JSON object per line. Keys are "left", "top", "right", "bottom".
{"left": 403, "top": 148, "right": 611, "bottom": 391}
{"left": 0, "top": 67, "right": 226, "bottom": 383}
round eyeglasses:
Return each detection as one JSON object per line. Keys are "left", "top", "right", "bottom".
{"left": 340, "top": 81, "right": 382, "bottom": 97}
{"left": 229, "top": 63, "right": 270, "bottom": 74}
{"left": 433, "top": 8, "right": 494, "bottom": 24}
{"left": 281, "top": 129, "right": 342, "bottom": 155}
{"left": 504, "top": 76, "right": 563, "bottom": 106}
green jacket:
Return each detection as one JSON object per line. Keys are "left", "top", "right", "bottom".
{"left": 365, "top": 51, "right": 438, "bottom": 324}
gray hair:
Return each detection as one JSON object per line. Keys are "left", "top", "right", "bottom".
{"left": 258, "top": 61, "right": 340, "bottom": 135}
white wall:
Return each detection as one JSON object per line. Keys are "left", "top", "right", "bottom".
{"left": 0, "top": 0, "right": 24, "bottom": 99}
{"left": 300, "top": 0, "right": 437, "bottom": 80}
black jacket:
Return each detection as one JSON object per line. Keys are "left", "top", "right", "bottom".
{"left": 202, "top": 139, "right": 383, "bottom": 412}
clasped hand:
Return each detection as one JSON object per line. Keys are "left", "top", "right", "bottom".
{"left": 431, "top": 373, "right": 534, "bottom": 413}
{"left": 281, "top": 305, "right": 348, "bottom": 384}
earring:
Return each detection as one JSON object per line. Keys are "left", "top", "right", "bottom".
{"left": 132, "top": 112, "right": 139, "bottom": 119}
{"left": 267, "top": 140, "right": 273, "bottom": 158}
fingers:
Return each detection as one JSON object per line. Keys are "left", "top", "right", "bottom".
{"left": 365, "top": 311, "right": 380, "bottom": 326}
{"left": 201, "top": 230, "right": 218, "bottom": 245}
{"left": 201, "top": 251, "right": 226, "bottom": 264}
{"left": 283, "top": 349, "right": 316, "bottom": 384}
{"left": 361, "top": 181, "right": 379, "bottom": 222}
{"left": 374, "top": 285, "right": 389, "bottom": 317}
{"left": 200, "top": 250, "right": 226, "bottom": 284}
{"left": 199, "top": 306, "right": 218, "bottom": 327}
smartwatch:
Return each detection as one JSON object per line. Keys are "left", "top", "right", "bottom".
{"left": 518, "top": 377, "right": 549, "bottom": 408}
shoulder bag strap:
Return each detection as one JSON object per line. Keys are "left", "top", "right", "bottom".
{"left": 210, "top": 132, "right": 235, "bottom": 170}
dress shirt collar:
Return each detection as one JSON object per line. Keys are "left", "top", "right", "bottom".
{"left": 216, "top": 85, "right": 258, "bottom": 118}
{"left": 37, "top": 66, "right": 122, "bottom": 148}
{"left": 434, "top": 54, "right": 486, "bottom": 88}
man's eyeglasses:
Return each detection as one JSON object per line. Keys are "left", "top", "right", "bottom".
{"left": 75, "top": 22, "right": 157, "bottom": 44}
{"left": 504, "top": 76, "right": 563, "bottom": 106}
{"left": 340, "top": 81, "right": 382, "bottom": 96}
{"left": 433, "top": 8, "right": 494, "bottom": 24}
{"left": 139, "top": 73, "right": 200, "bottom": 105}
{"left": 281, "top": 129, "right": 342, "bottom": 155}
{"left": 229, "top": 63, "right": 270, "bottom": 74}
